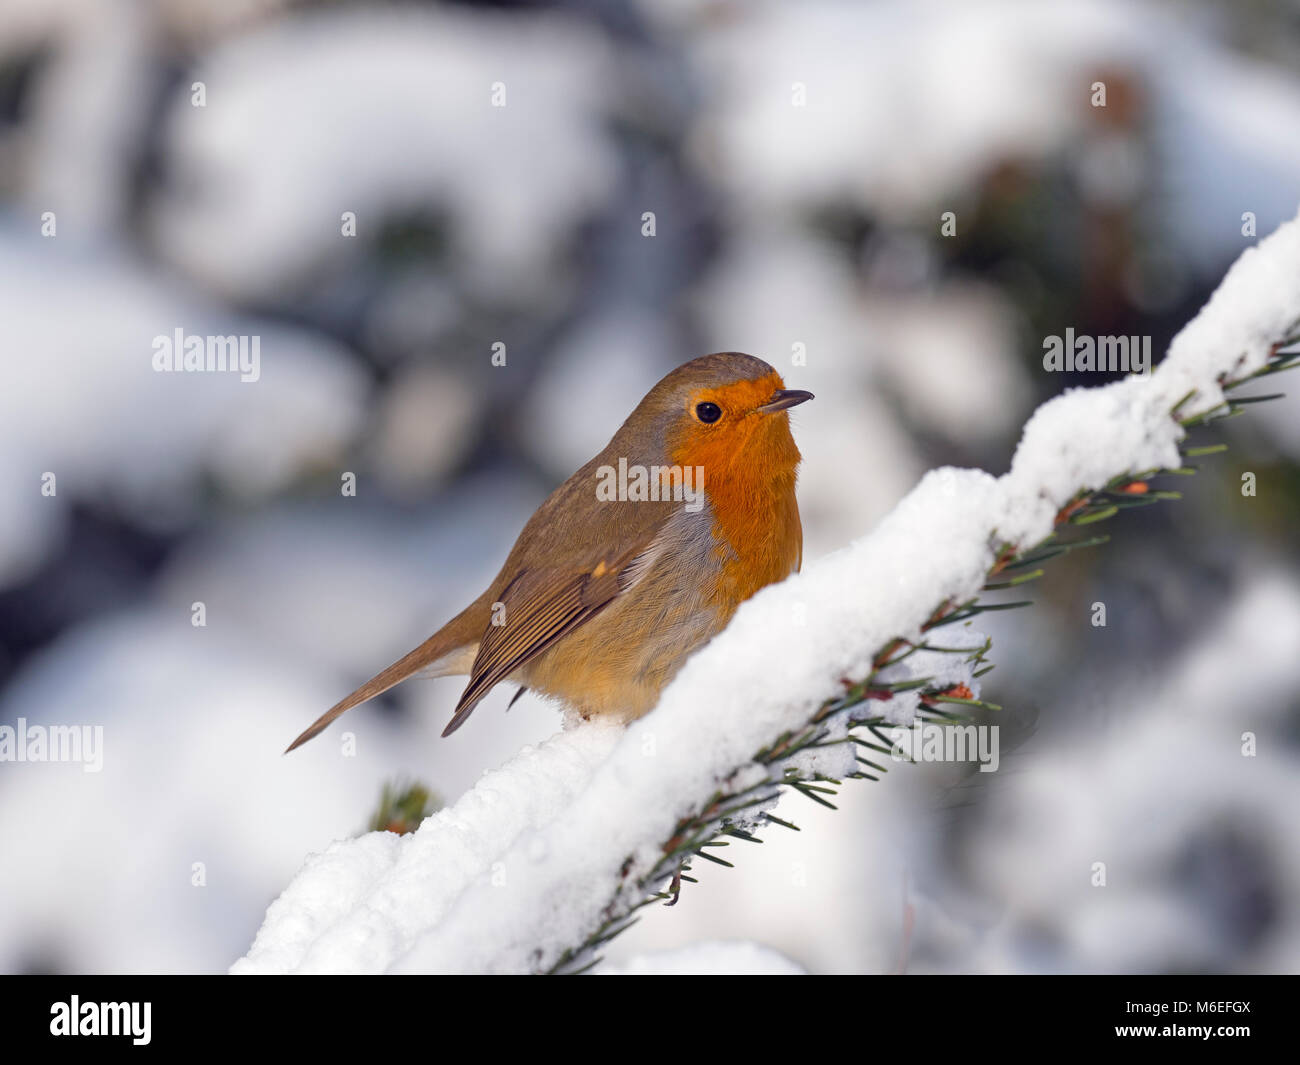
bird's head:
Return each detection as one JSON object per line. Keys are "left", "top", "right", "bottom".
{"left": 617, "top": 352, "right": 812, "bottom": 486}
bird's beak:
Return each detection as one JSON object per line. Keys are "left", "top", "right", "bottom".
{"left": 758, "top": 389, "right": 815, "bottom": 413}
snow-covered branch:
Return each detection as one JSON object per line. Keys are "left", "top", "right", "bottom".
{"left": 234, "top": 209, "right": 1300, "bottom": 975}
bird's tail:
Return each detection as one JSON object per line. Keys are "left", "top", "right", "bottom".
{"left": 284, "top": 602, "right": 483, "bottom": 753}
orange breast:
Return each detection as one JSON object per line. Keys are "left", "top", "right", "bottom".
{"left": 669, "top": 372, "right": 804, "bottom": 616}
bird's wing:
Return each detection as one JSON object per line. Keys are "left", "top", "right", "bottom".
{"left": 440, "top": 531, "right": 668, "bottom": 737}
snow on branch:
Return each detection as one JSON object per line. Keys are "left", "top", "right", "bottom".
{"left": 234, "top": 209, "right": 1300, "bottom": 975}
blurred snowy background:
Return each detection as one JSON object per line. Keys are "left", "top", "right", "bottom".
{"left": 1, "top": 0, "right": 1298, "bottom": 974}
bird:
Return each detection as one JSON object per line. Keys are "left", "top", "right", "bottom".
{"left": 286, "top": 351, "right": 812, "bottom": 751}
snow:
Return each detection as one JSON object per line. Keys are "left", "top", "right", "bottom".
{"left": 234, "top": 208, "right": 1300, "bottom": 974}
{"left": 683, "top": 0, "right": 1300, "bottom": 265}
{"left": 149, "top": 6, "right": 617, "bottom": 303}
{"left": 1162, "top": 220, "right": 1300, "bottom": 397}
{"left": 0, "top": 480, "right": 549, "bottom": 974}
{"left": 1006, "top": 208, "right": 1300, "bottom": 533}
{"left": 0, "top": 610, "right": 417, "bottom": 973}
{"left": 956, "top": 571, "right": 1300, "bottom": 973}
{"left": 604, "top": 565, "right": 1300, "bottom": 973}
{"left": 234, "top": 722, "right": 622, "bottom": 975}
{"left": 0, "top": 232, "right": 365, "bottom": 588}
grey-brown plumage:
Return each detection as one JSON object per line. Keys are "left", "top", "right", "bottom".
{"left": 286, "top": 352, "right": 809, "bottom": 751}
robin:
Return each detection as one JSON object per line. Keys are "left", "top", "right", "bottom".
{"left": 287, "top": 351, "right": 812, "bottom": 750}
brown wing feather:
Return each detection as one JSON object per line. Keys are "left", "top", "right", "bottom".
{"left": 440, "top": 537, "right": 659, "bottom": 737}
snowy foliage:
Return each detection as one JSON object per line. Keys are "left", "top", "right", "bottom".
{"left": 235, "top": 210, "right": 1300, "bottom": 975}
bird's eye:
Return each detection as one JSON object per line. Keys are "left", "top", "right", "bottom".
{"left": 695, "top": 401, "right": 722, "bottom": 424}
